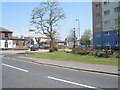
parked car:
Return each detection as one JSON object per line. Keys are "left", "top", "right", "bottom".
{"left": 39, "top": 45, "right": 49, "bottom": 49}
{"left": 30, "top": 46, "right": 39, "bottom": 51}
{"left": 39, "top": 46, "right": 44, "bottom": 49}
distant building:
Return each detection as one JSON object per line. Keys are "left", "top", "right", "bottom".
{"left": 57, "top": 41, "right": 67, "bottom": 49}
{"left": 0, "top": 27, "right": 29, "bottom": 50}
{"left": 35, "top": 37, "right": 50, "bottom": 49}
{"left": 12, "top": 38, "right": 29, "bottom": 50}
{"left": 92, "top": 0, "right": 120, "bottom": 49}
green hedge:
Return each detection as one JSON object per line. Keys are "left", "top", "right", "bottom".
{"left": 72, "top": 49, "right": 119, "bottom": 58}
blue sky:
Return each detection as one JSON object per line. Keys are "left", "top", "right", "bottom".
{"left": 1, "top": 1, "right": 92, "bottom": 40}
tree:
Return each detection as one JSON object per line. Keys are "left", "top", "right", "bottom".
{"left": 114, "top": 16, "right": 120, "bottom": 50}
{"left": 80, "top": 29, "right": 92, "bottom": 47}
{"left": 54, "top": 30, "right": 61, "bottom": 41}
{"left": 114, "top": 16, "right": 120, "bottom": 36}
{"left": 30, "top": 0, "right": 65, "bottom": 48}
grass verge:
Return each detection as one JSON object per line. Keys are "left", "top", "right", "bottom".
{"left": 27, "top": 51, "right": 119, "bottom": 66}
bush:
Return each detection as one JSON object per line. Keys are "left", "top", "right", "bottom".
{"left": 71, "top": 48, "right": 119, "bottom": 58}
{"left": 97, "top": 51, "right": 109, "bottom": 58}
{"left": 72, "top": 49, "right": 90, "bottom": 55}
{"left": 63, "top": 49, "right": 72, "bottom": 53}
{"left": 49, "top": 48, "right": 54, "bottom": 52}
{"left": 53, "top": 45, "right": 59, "bottom": 51}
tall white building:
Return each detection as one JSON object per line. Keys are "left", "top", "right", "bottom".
{"left": 92, "top": 0, "right": 120, "bottom": 49}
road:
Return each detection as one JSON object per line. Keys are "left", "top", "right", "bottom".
{"left": 2, "top": 55, "right": 119, "bottom": 89}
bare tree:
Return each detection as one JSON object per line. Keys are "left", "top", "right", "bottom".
{"left": 30, "top": 0, "right": 65, "bottom": 48}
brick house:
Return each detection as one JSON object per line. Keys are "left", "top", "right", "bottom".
{"left": 0, "top": 27, "right": 29, "bottom": 50}
{"left": 0, "top": 27, "right": 13, "bottom": 50}
{"left": 12, "top": 38, "right": 29, "bottom": 50}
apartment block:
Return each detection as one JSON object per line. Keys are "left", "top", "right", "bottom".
{"left": 92, "top": 0, "right": 120, "bottom": 49}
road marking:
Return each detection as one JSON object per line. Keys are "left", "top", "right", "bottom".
{"left": 47, "top": 76, "right": 97, "bottom": 89}
{"left": 2, "top": 63, "right": 28, "bottom": 72}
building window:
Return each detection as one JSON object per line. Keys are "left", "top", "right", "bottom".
{"left": 96, "top": 43, "right": 101, "bottom": 47}
{"left": 96, "top": 23, "right": 101, "bottom": 28}
{"left": 104, "top": 31, "right": 110, "bottom": 36}
{"left": 5, "top": 40, "right": 8, "bottom": 48}
{"left": 103, "top": 0, "right": 109, "bottom": 5}
{"left": 104, "top": 10, "right": 110, "bottom": 15}
{"left": 114, "top": 7, "right": 120, "bottom": 13}
{"left": 23, "top": 41, "right": 26, "bottom": 46}
{"left": 9, "top": 42, "right": 11, "bottom": 45}
{"left": 104, "top": 20, "right": 110, "bottom": 26}
{"left": 16, "top": 41, "right": 19, "bottom": 46}
{"left": 96, "top": 32, "right": 100, "bottom": 37}
{"left": 5, "top": 33, "right": 8, "bottom": 38}
{"left": 96, "top": 13, "right": 101, "bottom": 18}
{"left": 105, "top": 42, "right": 110, "bottom": 46}
{"left": 95, "top": 4, "right": 101, "bottom": 8}
{"left": 115, "top": 41, "right": 119, "bottom": 46}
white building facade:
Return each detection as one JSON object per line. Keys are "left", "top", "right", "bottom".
{"left": 93, "top": 0, "right": 120, "bottom": 49}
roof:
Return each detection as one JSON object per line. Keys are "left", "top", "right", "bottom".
{"left": 12, "top": 38, "right": 28, "bottom": 41}
{"left": 35, "top": 37, "right": 49, "bottom": 39}
{"left": 57, "top": 41, "right": 66, "bottom": 43}
{"left": 0, "top": 27, "right": 13, "bottom": 33}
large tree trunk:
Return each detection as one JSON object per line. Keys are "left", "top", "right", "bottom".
{"left": 50, "top": 40, "right": 53, "bottom": 48}
{"left": 50, "top": 38, "right": 54, "bottom": 48}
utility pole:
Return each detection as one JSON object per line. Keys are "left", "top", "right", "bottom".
{"left": 73, "top": 28, "right": 76, "bottom": 48}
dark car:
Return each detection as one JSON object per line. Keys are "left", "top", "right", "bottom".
{"left": 30, "top": 46, "right": 39, "bottom": 51}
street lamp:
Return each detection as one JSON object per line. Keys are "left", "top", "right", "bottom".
{"left": 76, "top": 19, "right": 80, "bottom": 45}
{"left": 29, "top": 29, "right": 35, "bottom": 32}
{"left": 73, "top": 28, "right": 76, "bottom": 48}
{"left": 28, "top": 29, "right": 35, "bottom": 46}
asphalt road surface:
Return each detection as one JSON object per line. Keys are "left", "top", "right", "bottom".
{"left": 2, "top": 55, "right": 119, "bottom": 89}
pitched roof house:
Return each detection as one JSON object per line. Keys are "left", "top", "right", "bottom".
{"left": 0, "top": 27, "right": 29, "bottom": 50}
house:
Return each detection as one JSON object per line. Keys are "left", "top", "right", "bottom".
{"left": 0, "top": 27, "right": 13, "bottom": 50}
{"left": 92, "top": 0, "right": 120, "bottom": 49}
{"left": 12, "top": 38, "right": 29, "bottom": 50}
{"left": 0, "top": 27, "right": 29, "bottom": 50}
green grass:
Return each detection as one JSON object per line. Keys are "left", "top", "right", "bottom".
{"left": 27, "top": 51, "right": 119, "bottom": 66}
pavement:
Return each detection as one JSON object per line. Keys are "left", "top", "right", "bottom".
{"left": 2, "top": 50, "right": 119, "bottom": 76}
{"left": 0, "top": 49, "right": 49, "bottom": 54}
{"left": 19, "top": 56, "right": 119, "bottom": 75}
{"left": 2, "top": 57, "right": 119, "bottom": 88}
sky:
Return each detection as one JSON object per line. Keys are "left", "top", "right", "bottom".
{"left": 1, "top": 1, "right": 92, "bottom": 40}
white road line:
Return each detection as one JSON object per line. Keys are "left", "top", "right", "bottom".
{"left": 47, "top": 76, "right": 97, "bottom": 89}
{"left": 2, "top": 63, "right": 28, "bottom": 72}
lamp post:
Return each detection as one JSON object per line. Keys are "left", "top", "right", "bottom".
{"left": 76, "top": 19, "right": 80, "bottom": 45}
{"left": 28, "top": 29, "right": 35, "bottom": 47}
{"left": 73, "top": 28, "right": 76, "bottom": 48}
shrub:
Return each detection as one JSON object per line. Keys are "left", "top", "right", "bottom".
{"left": 72, "top": 49, "right": 90, "bottom": 55}
{"left": 110, "top": 51, "right": 120, "bottom": 58}
{"left": 49, "top": 48, "right": 54, "bottom": 52}
{"left": 63, "top": 49, "right": 72, "bottom": 53}
{"left": 97, "top": 51, "right": 109, "bottom": 58}
{"left": 53, "top": 45, "right": 59, "bottom": 51}
{"left": 71, "top": 48, "right": 119, "bottom": 58}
